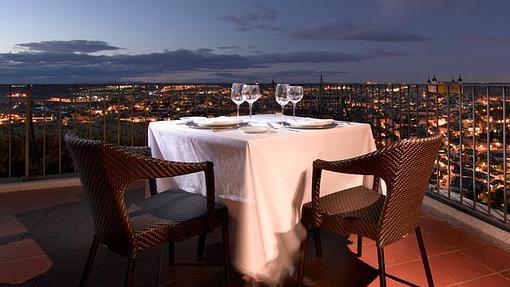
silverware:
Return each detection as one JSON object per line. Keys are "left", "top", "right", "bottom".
{"left": 211, "top": 127, "right": 235, "bottom": 132}
{"left": 334, "top": 120, "right": 352, "bottom": 125}
{"left": 267, "top": 122, "right": 277, "bottom": 130}
{"left": 285, "top": 128, "right": 300, "bottom": 132}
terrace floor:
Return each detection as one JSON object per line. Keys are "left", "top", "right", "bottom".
{"left": 1, "top": 184, "right": 510, "bottom": 287}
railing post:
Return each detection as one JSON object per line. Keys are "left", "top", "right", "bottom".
{"left": 459, "top": 83, "right": 463, "bottom": 204}
{"left": 117, "top": 85, "right": 121, "bottom": 145}
{"left": 435, "top": 84, "right": 440, "bottom": 193}
{"left": 472, "top": 86, "right": 477, "bottom": 210}
{"left": 447, "top": 85, "right": 451, "bottom": 199}
{"left": 486, "top": 86, "right": 491, "bottom": 214}
{"left": 42, "top": 101, "right": 46, "bottom": 176}
{"left": 59, "top": 94, "right": 62, "bottom": 175}
{"left": 503, "top": 86, "right": 508, "bottom": 222}
{"left": 8, "top": 85, "right": 12, "bottom": 178}
{"left": 318, "top": 77, "right": 324, "bottom": 119}
{"left": 24, "top": 85, "right": 31, "bottom": 178}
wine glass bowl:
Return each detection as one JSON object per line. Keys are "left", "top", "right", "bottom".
{"left": 275, "top": 84, "right": 290, "bottom": 123}
{"left": 287, "top": 85, "right": 304, "bottom": 120}
{"left": 241, "top": 84, "right": 261, "bottom": 119}
{"left": 231, "top": 83, "right": 245, "bottom": 118}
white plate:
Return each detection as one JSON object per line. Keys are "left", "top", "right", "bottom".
{"left": 288, "top": 118, "right": 335, "bottom": 128}
{"left": 179, "top": 116, "right": 206, "bottom": 124}
{"left": 242, "top": 126, "right": 268, "bottom": 134}
{"left": 195, "top": 117, "right": 244, "bottom": 128}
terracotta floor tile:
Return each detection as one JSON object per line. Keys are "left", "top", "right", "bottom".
{"left": 429, "top": 228, "right": 484, "bottom": 250}
{"left": 33, "top": 235, "right": 72, "bottom": 255}
{"left": 0, "top": 256, "right": 53, "bottom": 285}
{"left": 14, "top": 209, "right": 50, "bottom": 229}
{"left": 461, "top": 244, "right": 510, "bottom": 272}
{"left": 344, "top": 240, "right": 379, "bottom": 269}
{"left": 457, "top": 274, "right": 510, "bottom": 287}
{"left": 0, "top": 215, "right": 30, "bottom": 237}
{"left": 399, "top": 232, "right": 456, "bottom": 257}
{"left": 26, "top": 222, "right": 77, "bottom": 239}
{"left": 386, "top": 259, "right": 455, "bottom": 286}
{"left": 418, "top": 216, "right": 455, "bottom": 233}
{"left": 49, "top": 248, "right": 104, "bottom": 275}
{"left": 0, "top": 240, "right": 18, "bottom": 262}
{"left": 363, "top": 240, "right": 421, "bottom": 266}
{"left": 61, "top": 231, "right": 94, "bottom": 252}
{"left": 5, "top": 238, "right": 48, "bottom": 261}
{"left": 429, "top": 251, "right": 493, "bottom": 283}
{"left": 34, "top": 271, "right": 82, "bottom": 287}
{"left": 501, "top": 269, "right": 510, "bottom": 280}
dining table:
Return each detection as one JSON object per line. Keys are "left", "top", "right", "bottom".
{"left": 147, "top": 114, "right": 377, "bottom": 283}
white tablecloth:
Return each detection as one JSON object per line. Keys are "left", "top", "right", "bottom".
{"left": 148, "top": 114, "right": 376, "bottom": 282}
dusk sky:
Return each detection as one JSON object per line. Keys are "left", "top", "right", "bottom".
{"left": 1, "top": 0, "right": 510, "bottom": 83}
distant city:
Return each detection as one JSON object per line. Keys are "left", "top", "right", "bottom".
{"left": 0, "top": 81, "right": 509, "bottom": 219}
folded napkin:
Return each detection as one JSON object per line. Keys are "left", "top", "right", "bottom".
{"left": 288, "top": 118, "right": 334, "bottom": 127}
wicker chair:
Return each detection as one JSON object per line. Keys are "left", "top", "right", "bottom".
{"left": 298, "top": 135, "right": 442, "bottom": 287}
{"left": 65, "top": 133, "right": 231, "bottom": 287}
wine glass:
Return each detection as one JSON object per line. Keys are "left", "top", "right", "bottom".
{"left": 275, "top": 84, "right": 289, "bottom": 123}
{"left": 231, "top": 83, "right": 245, "bottom": 118}
{"left": 241, "top": 84, "right": 260, "bottom": 119}
{"left": 287, "top": 85, "right": 304, "bottom": 120}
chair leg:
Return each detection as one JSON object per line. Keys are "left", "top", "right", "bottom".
{"left": 222, "top": 223, "right": 232, "bottom": 287}
{"left": 168, "top": 241, "right": 175, "bottom": 265}
{"left": 377, "top": 247, "right": 386, "bottom": 287}
{"left": 356, "top": 235, "right": 363, "bottom": 257}
{"left": 297, "top": 234, "right": 307, "bottom": 287}
{"left": 416, "top": 227, "right": 435, "bottom": 287}
{"left": 312, "top": 227, "right": 322, "bottom": 258}
{"left": 125, "top": 257, "right": 136, "bottom": 287}
{"left": 79, "top": 237, "right": 99, "bottom": 287}
{"left": 197, "top": 233, "right": 207, "bottom": 258}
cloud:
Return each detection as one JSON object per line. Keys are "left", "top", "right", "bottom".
{"left": 250, "top": 49, "right": 405, "bottom": 64}
{"left": 219, "top": 4, "right": 280, "bottom": 31}
{"left": 0, "top": 49, "right": 257, "bottom": 83}
{"left": 217, "top": 45, "right": 241, "bottom": 50}
{"left": 290, "top": 20, "right": 430, "bottom": 42}
{"left": 15, "top": 40, "right": 122, "bottom": 54}
{"left": 466, "top": 35, "right": 510, "bottom": 45}
{"left": 0, "top": 41, "right": 406, "bottom": 83}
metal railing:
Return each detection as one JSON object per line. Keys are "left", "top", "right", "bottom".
{"left": 1, "top": 82, "right": 509, "bottom": 230}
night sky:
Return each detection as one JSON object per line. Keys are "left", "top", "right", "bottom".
{"left": 1, "top": 0, "right": 510, "bottom": 83}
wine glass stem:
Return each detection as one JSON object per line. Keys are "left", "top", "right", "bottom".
{"left": 249, "top": 103, "right": 253, "bottom": 119}
{"left": 236, "top": 104, "right": 240, "bottom": 118}
{"left": 292, "top": 103, "right": 296, "bottom": 120}
{"left": 281, "top": 105, "right": 285, "bottom": 122}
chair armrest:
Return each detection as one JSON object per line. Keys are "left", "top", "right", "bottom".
{"left": 310, "top": 150, "right": 383, "bottom": 227}
{"left": 117, "top": 146, "right": 209, "bottom": 179}
{"left": 313, "top": 149, "right": 383, "bottom": 176}
{"left": 119, "top": 146, "right": 152, "bottom": 157}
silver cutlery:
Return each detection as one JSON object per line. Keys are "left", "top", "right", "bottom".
{"left": 266, "top": 122, "right": 278, "bottom": 130}
{"left": 211, "top": 127, "right": 235, "bottom": 132}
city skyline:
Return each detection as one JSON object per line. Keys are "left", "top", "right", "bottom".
{"left": 1, "top": 0, "right": 510, "bottom": 83}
